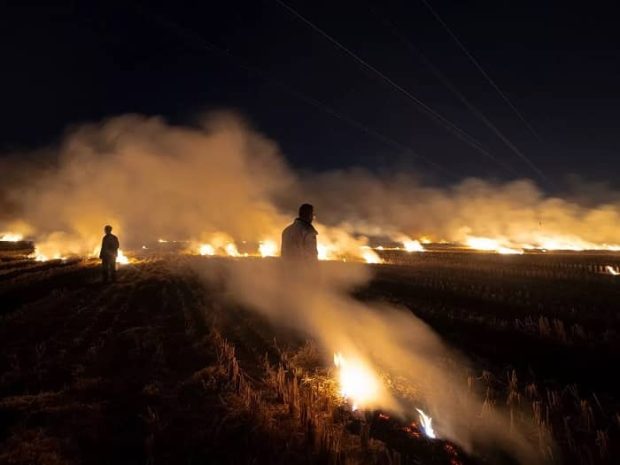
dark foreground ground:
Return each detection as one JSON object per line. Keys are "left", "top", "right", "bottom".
{"left": 0, "top": 252, "right": 618, "bottom": 465}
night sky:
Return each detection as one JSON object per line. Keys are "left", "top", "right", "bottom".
{"left": 2, "top": 1, "right": 619, "bottom": 190}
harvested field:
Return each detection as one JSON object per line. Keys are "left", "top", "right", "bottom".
{"left": 0, "top": 252, "right": 618, "bottom": 465}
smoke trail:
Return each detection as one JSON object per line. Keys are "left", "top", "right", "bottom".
{"left": 189, "top": 258, "right": 545, "bottom": 464}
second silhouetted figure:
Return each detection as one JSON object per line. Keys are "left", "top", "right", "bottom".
{"left": 100, "top": 225, "right": 120, "bottom": 283}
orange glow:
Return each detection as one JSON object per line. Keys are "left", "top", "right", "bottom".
{"left": 402, "top": 239, "right": 425, "bottom": 252}
{"left": 333, "top": 352, "right": 380, "bottom": 411}
{"left": 225, "top": 243, "right": 240, "bottom": 257}
{"left": 465, "top": 236, "right": 523, "bottom": 255}
{"left": 199, "top": 243, "right": 215, "bottom": 256}
{"left": 361, "top": 248, "right": 383, "bottom": 264}
{"left": 0, "top": 232, "right": 23, "bottom": 242}
{"left": 258, "top": 240, "right": 278, "bottom": 257}
{"left": 116, "top": 249, "right": 130, "bottom": 265}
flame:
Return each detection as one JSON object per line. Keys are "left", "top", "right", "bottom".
{"left": 0, "top": 232, "right": 24, "bottom": 242}
{"left": 31, "top": 248, "right": 63, "bottom": 262}
{"left": 465, "top": 236, "right": 523, "bottom": 255}
{"left": 317, "top": 243, "right": 335, "bottom": 261}
{"left": 116, "top": 249, "right": 130, "bottom": 265}
{"left": 199, "top": 243, "right": 215, "bottom": 256}
{"left": 362, "top": 248, "right": 383, "bottom": 264}
{"left": 225, "top": 243, "right": 240, "bottom": 257}
{"left": 606, "top": 265, "right": 619, "bottom": 276}
{"left": 496, "top": 246, "right": 523, "bottom": 255}
{"left": 333, "top": 352, "right": 380, "bottom": 410}
{"left": 416, "top": 408, "right": 436, "bottom": 438}
{"left": 402, "top": 239, "right": 425, "bottom": 252}
{"left": 258, "top": 240, "right": 278, "bottom": 257}
{"left": 463, "top": 232, "right": 620, "bottom": 253}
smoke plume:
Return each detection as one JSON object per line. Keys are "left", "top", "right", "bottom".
{"left": 188, "top": 258, "right": 544, "bottom": 463}
{"left": 1, "top": 112, "right": 619, "bottom": 255}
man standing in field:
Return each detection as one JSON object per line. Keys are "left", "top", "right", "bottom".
{"left": 281, "top": 203, "right": 318, "bottom": 262}
{"left": 100, "top": 224, "right": 120, "bottom": 283}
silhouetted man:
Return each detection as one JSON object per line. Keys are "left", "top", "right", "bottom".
{"left": 100, "top": 225, "right": 119, "bottom": 283}
{"left": 281, "top": 203, "right": 318, "bottom": 262}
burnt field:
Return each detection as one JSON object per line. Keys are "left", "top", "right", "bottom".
{"left": 0, "top": 251, "right": 618, "bottom": 465}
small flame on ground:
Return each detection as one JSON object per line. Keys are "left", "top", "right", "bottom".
{"left": 605, "top": 265, "right": 619, "bottom": 276}
{"left": 199, "top": 243, "right": 215, "bottom": 256}
{"left": 403, "top": 239, "right": 425, "bottom": 252}
{"left": 465, "top": 236, "right": 523, "bottom": 255}
{"left": 258, "top": 240, "right": 278, "bottom": 257}
{"left": 317, "top": 243, "right": 335, "bottom": 261}
{"left": 362, "top": 248, "right": 383, "bottom": 264}
{"left": 496, "top": 246, "right": 523, "bottom": 255}
{"left": 333, "top": 352, "right": 380, "bottom": 411}
{"left": 31, "top": 248, "right": 63, "bottom": 262}
{"left": 225, "top": 243, "right": 240, "bottom": 257}
{"left": 116, "top": 249, "right": 130, "bottom": 265}
{"left": 416, "top": 408, "right": 436, "bottom": 438}
{"left": 0, "top": 232, "right": 23, "bottom": 242}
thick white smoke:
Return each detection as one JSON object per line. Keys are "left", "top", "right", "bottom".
{"left": 299, "top": 170, "right": 620, "bottom": 250}
{"left": 1, "top": 113, "right": 294, "bottom": 257}
{"left": 188, "top": 258, "right": 544, "bottom": 464}
{"left": 1, "top": 112, "right": 619, "bottom": 256}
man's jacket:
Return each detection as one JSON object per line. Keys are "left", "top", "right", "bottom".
{"left": 280, "top": 218, "right": 318, "bottom": 261}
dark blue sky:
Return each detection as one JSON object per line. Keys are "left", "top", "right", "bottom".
{"left": 2, "top": 1, "right": 619, "bottom": 189}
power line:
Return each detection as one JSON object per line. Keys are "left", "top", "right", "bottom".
{"left": 128, "top": 3, "right": 459, "bottom": 180}
{"left": 372, "top": 6, "right": 550, "bottom": 184}
{"left": 274, "top": 0, "right": 519, "bottom": 176}
{"left": 420, "top": 0, "right": 543, "bottom": 143}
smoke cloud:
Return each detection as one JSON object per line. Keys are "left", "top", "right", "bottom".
{"left": 1, "top": 112, "right": 619, "bottom": 255}
{"left": 1, "top": 113, "right": 296, "bottom": 257}
{"left": 300, "top": 170, "right": 620, "bottom": 250}
{"left": 188, "top": 258, "right": 544, "bottom": 463}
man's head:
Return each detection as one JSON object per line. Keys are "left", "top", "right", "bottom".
{"left": 104, "top": 225, "right": 113, "bottom": 234}
{"left": 298, "top": 203, "right": 314, "bottom": 223}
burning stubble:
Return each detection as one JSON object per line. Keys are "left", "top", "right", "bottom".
{"left": 0, "top": 113, "right": 294, "bottom": 259}
{"left": 189, "top": 258, "right": 546, "bottom": 464}
{"left": 298, "top": 170, "right": 620, "bottom": 252}
{"left": 6, "top": 111, "right": 617, "bottom": 461}
{"left": 1, "top": 112, "right": 620, "bottom": 260}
